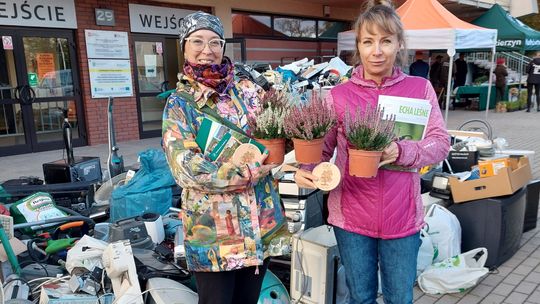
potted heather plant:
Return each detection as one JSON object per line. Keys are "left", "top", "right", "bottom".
{"left": 283, "top": 92, "right": 336, "bottom": 164}
{"left": 247, "top": 89, "right": 289, "bottom": 164}
{"left": 344, "top": 104, "right": 396, "bottom": 177}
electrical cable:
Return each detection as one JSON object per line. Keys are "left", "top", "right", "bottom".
{"left": 95, "top": 292, "right": 115, "bottom": 304}
{"left": 26, "top": 239, "right": 49, "bottom": 263}
{"left": 2, "top": 276, "right": 30, "bottom": 288}
{"left": 31, "top": 276, "right": 69, "bottom": 294}
{"left": 18, "top": 259, "right": 51, "bottom": 279}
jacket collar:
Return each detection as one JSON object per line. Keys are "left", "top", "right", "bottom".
{"left": 349, "top": 65, "right": 407, "bottom": 88}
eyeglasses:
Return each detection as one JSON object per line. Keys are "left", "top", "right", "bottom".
{"left": 185, "top": 37, "right": 225, "bottom": 52}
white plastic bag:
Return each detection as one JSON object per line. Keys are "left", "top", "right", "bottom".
{"left": 66, "top": 235, "right": 108, "bottom": 274}
{"left": 417, "top": 226, "right": 435, "bottom": 276}
{"left": 424, "top": 204, "right": 461, "bottom": 262}
{"left": 418, "top": 247, "right": 489, "bottom": 294}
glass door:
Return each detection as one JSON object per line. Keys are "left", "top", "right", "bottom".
{"left": 0, "top": 27, "right": 85, "bottom": 156}
{"left": 133, "top": 35, "right": 181, "bottom": 138}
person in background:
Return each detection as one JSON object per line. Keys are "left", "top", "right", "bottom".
{"left": 429, "top": 55, "right": 443, "bottom": 89}
{"left": 494, "top": 58, "right": 508, "bottom": 103}
{"left": 439, "top": 59, "right": 454, "bottom": 93}
{"left": 293, "top": 0, "right": 450, "bottom": 303}
{"left": 454, "top": 53, "right": 468, "bottom": 89}
{"left": 409, "top": 50, "right": 429, "bottom": 78}
{"left": 526, "top": 51, "right": 540, "bottom": 112}
{"left": 162, "top": 11, "right": 288, "bottom": 304}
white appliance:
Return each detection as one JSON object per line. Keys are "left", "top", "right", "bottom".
{"left": 145, "top": 277, "right": 198, "bottom": 304}
{"left": 102, "top": 241, "right": 143, "bottom": 304}
{"left": 291, "top": 225, "right": 347, "bottom": 304}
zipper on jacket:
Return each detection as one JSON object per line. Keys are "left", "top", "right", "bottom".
{"left": 375, "top": 87, "right": 383, "bottom": 237}
{"left": 378, "top": 170, "right": 383, "bottom": 236}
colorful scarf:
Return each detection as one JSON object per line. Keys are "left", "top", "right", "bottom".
{"left": 183, "top": 57, "right": 234, "bottom": 96}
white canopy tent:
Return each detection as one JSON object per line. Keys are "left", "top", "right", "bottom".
{"left": 337, "top": 0, "right": 498, "bottom": 122}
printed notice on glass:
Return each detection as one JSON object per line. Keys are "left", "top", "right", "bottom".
{"left": 89, "top": 59, "right": 133, "bottom": 98}
{"left": 85, "top": 30, "right": 130, "bottom": 59}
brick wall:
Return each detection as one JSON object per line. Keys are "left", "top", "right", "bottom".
{"left": 73, "top": 0, "right": 208, "bottom": 145}
{"left": 75, "top": 0, "right": 136, "bottom": 145}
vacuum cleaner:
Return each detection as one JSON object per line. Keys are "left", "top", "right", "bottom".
{"left": 107, "top": 96, "right": 124, "bottom": 180}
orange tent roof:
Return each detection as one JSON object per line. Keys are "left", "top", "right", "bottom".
{"left": 397, "top": 0, "right": 485, "bottom": 30}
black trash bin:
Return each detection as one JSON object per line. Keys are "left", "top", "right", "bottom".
{"left": 524, "top": 180, "right": 540, "bottom": 232}
{"left": 448, "top": 187, "right": 526, "bottom": 269}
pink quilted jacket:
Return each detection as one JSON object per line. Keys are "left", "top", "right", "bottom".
{"left": 323, "top": 66, "right": 450, "bottom": 239}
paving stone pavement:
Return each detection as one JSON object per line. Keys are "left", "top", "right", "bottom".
{"left": 0, "top": 108, "right": 539, "bottom": 303}
{"left": 412, "top": 108, "right": 540, "bottom": 304}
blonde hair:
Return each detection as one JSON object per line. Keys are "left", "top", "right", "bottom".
{"left": 353, "top": 0, "right": 407, "bottom": 67}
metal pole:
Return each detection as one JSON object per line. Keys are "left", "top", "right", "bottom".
{"left": 485, "top": 45, "right": 496, "bottom": 120}
{"left": 444, "top": 49, "right": 456, "bottom": 124}
{"left": 518, "top": 50, "right": 524, "bottom": 93}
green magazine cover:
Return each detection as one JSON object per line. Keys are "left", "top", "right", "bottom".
{"left": 378, "top": 95, "right": 432, "bottom": 172}
{"left": 195, "top": 117, "right": 265, "bottom": 163}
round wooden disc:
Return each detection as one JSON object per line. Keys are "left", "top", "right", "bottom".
{"left": 312, "top": 162, "right": 341, "bottom": 191}
{"left": 231, "top": 143, "right": 262, "bottom": 167}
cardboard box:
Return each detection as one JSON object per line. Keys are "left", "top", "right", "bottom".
{"left": 478, "top": 158, "right": 511, "bottom": 178}
{"left": 449, "top": 157, "right": 532, "bottom": 203}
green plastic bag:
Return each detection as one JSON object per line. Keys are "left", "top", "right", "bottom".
{"left": 9, "top": 192, "right": 67, "bottom": 234}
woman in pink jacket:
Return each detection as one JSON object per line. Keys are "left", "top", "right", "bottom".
{"left": 295, "top": 1, "right": 450, "bottom": 303}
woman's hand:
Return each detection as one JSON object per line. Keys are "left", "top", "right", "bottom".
{"left": 294, "top": 169, "right": 319, "bottom": 189}
{"left": 379, "top": 142, "right": 399, "bottom": 167}
{"left": 239, "top": 150, "right": 278, "bottom": 185}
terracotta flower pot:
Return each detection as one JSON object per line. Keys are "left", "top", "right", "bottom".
{"left": 292, "top": 137, "right": 325, "bottom": 164}
{"left": 348, "top": 148, "right": 382, "bottom": 178}
{"left": 256, "top": 138, "right": 286, "bottom": 165}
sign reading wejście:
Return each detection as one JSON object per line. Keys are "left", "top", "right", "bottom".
{"left": 0, "top": 0, "right": 77, "bottom": 29}
{"left": 128, "top": 4, "right": 196, "bottom": 35}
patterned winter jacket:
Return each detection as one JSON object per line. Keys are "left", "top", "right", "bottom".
{"left": 162, "top": 72, "right": 289, "bottom": 273}
{"left": 323, "top": 66, "right": 450, "bottom": 239}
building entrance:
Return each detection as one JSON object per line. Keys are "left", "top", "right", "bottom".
{"left": 0, "top": 27, "right": 85, "bottom": 156}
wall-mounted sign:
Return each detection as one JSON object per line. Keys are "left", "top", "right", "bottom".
{"left": 85, "top": 30, "right": 129, "bottom": 59}
{"left": 95, "top": 8, "right": 115, "bottom": 26}
{"left": 0, "top": 0, "right": 77, "bottom": 29}
{"left": 128, "top": 4, "right": 196, "bottom": 35}
{"left": 2, "top": 36, "right": 13, "bottom": 50}
{"left": 89, "top": 59, "right": 133, "bottom": 98}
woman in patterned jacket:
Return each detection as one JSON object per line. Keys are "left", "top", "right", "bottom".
{"left": 162, "top": 11, "right": 288, "bottom": 304}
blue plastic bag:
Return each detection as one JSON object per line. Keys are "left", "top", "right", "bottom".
{"left": 110, "top": 149, "right": 176, "bottom": 222}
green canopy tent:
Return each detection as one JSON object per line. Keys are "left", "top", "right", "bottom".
{"left": 472, "top": 4, "right": 540, "bottom": 96}
{"left": 472, "top": 4, "right": 540, "bottom": 52}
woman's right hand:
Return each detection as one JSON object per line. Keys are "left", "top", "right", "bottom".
{"left": 294, "top": 169, "right": 319, "bottom": 189}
